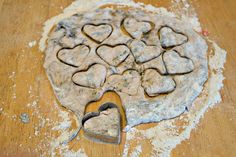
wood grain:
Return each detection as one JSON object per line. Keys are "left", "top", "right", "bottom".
{"left": 0, "top": 0, "right": 235, "bottom": 157}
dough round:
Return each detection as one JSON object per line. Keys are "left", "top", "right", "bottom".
{"left": 44, "top": 8, "right": 208, "bottom": 129}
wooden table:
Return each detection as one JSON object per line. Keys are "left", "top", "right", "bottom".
{"left": 0, "top": 0, "right": 235, "bottom": 157}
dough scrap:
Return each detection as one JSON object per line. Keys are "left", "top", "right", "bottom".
{"left": 140, "top": 56, "right": 167, "bottom": 74}
{"left": 107, "top": 70, "right": 141, "bottom": 96}
{"left": 142, "top": 30, "right": 161, "bottom": 46}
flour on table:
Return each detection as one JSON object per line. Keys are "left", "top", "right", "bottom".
{"left": 130, "top": 145, "right": 142, "bottom": 157}
{"left": 52, "top": 109, "right": 72, "bottom": 131}
{"left": 28, "top": 40, "right": 37, "bottom": 48}
{"left": 62, "top": 147, "right": 87, "bottom": 157}
{"left": 39, "top": 0, "right": 227, "bottom": 156}
{"left": 123, "top": 40, "right": 226, "bottom": 157}
{"left": 44, "top": 7, "right": 208, "bottom": 137}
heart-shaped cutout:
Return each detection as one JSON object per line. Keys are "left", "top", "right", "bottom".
{"left": 72, "top": 64, "right": 107, "bottom": 88}
{"left": 57, "top": 45, "right": 90, "bottom": 67}
{"left": 159, "top": 27, "right": 188, "bottom": 48}
{"left": 107, "top": 70, "right": 141, "bottom": 95}
{"left": 142, "top": 69, "right": 176, "bottom": 96}
{"left": 82, "top": 103, "right": 121, "bottom": 144}
{"left": 163, "top": 50, "right": 194, "bottom": 74}
{"left": 83, "top": 24, "right": 112, "bottom": 43}
{"left": 123, "top": 18, "right": 152, "bottom": 39}
{"left": 96, "top": 44, "right": 130, "bottom": 67}
{"left": 130, "top": 39, "right": 162, "bottom": 63}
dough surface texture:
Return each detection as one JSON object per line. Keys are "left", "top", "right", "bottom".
{"left": 44, "top": 8, "right": 208, "bottom": 130}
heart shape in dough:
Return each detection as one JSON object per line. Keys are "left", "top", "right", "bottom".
{"left": 130, "top": 39, "right": 162, "bottom": 63}
{"left": 83, "top": 24, "right": 112, "bottom": 43}
{"left": 107, "top": 70, "right": 141, "bottom": 95}
{"left": 123, "top": 17, "right": 152, "bottom": 39}
{"left": 82, "top": 103, "right": 121, "bottom": 144}
{"left": 72, "top": 64, "right": 107, "bottom": 88}
{"left": 96, "top": 44, "right": 130, "bottom": 66}
{"left": 163, "top": 50, "right": 194, "bottom": 74}
{"left": 57, "top": 45, "right": 90, "bottom": 67}
{"left": 142, "top": 69, "right": 176, "bottom": 96}
{"left": 159, "top": 26, "right": 188, "bottom": 48}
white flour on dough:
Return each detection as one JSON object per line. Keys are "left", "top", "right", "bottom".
{"left": 123, "top": 41, "right": 226, "bottom": 157}
{"left": 39, "top": 0, "right": 227, "bottom": 156}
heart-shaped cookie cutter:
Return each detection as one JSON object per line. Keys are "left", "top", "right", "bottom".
{"left": 82, "top": 102, "right": 121, "bottom": 144}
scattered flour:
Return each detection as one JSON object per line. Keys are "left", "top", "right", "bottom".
{"left": 8, "top": 71, "right": 17, "bottom": 100}
{"left": 52, "top": 109, "right": 72, "bottom": 131}
{"left": 123, "top": 40, "right": 226, "bottom": 157}
{"left": 170, "top": 0, "right": 201, "bottom": 32}
{"left": 61, "top": 146, "right": 87, "bottom": 157}
{"left": 38, "top": 0, "right": 227, "bottom": 156}
{"left": 130, "top": 145, "right": 142, "bottom": 157}
{"left": 28, "top": 40, "right": 37, "bottom": 48}
{"left": 49, "top": 101, "right": 82, "bottom": 157}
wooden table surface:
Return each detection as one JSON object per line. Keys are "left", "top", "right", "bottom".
{"left": 0, "top": 0, "right": 236, "bottom": 157}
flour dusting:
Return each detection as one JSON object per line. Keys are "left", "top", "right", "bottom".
{"left": 28, "top": 40, "right": 37, "bottom": 48}
{"left": 49, "top": 101, "right": 82, "bottom": 157}
{"left": 123, "top": 40, "right": 226, "bottom": 157}
{"left": 52, "top": 109, "right": 72, "bottom": 131}
{"left": 39, "top": 0, "right": 227, "bottom": 157}
{"left": 130, "top": 145, "right": 142, "bottom": 157}
{"left": 39, "top": 0, "right": 176, "bottom": 52}
{"left": 62, "top": 147, "right": 87, "bottom": 157}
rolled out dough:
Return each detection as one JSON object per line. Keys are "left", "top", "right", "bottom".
{"left": 44, "top": 8, "right": 208, "bottom": 134}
